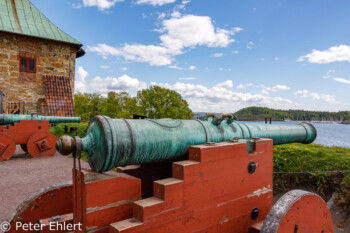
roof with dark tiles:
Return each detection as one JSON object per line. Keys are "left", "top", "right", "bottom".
{"left": 42, "top": 76, "right": 75, "bottom": 117}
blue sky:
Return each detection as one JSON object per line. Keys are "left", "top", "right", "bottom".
{"left": 32, "top": 0, "right": 350, "bottom": 112}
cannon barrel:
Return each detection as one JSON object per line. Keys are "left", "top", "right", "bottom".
{"left": 0, "top": 114, "right": 81, "bottom": 125}
{"left": 56, "top": 115, "right": 316, "bottom": 172}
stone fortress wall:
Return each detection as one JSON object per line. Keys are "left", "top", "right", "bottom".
{"left": 0, "top": 32, "right": 77, "bottom": 114}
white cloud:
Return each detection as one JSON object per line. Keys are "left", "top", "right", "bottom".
{"left": 158, "top": 12, "right": 166, "bottom": 19}
{"left": 90, "top": 74, "right": 147, "bottom": 94}
{"left": 136, "top": 0, "right": 176, "bottom": 6}
{"left": 75, "top": 67, "right": 146, "bottom": 94}
{"left": 88, "top": 43, "right": 173, "bottom": 66}
{"left": 182, "top": 0, "right": 190, "bottom": 4}
{"left": 261, "top": 89, "right": 269, "bottom": 95}
{"left": 297, "top": 45, "right": 350, "bottom": 64}
{"left": 121, "top": 67, "right": 128, "bottom": 71}
{"left": 168, "top": 64, "right": 197, "bottom": 70}
{"left": 83, "top": 76, "right": 295, "bottom": 111}
{"left": 232, "top": 50, "right": 239, "bottom": 54}
{"left": 179, "top": 77, "right": 196, "bottom": 80}
{"left": 247, "top": 41, "right": 254, "bottom": 49}
{"left": 215, "top": 80, "right": 233, "bottom": 88}
{"left": 100, "top": 65, "right": 110, "bottom": 69}
{"left": 267, "top": 85, "right": 290, "bottom": 91}
{"left": 262, "top": 85, "right": 290, "bottom": 95}
{"left": 87, "top": 43, "right": 121, "bottom": 59}
{"left": 322, "top": 69, "right": 336, "bottom": 79}
{"left": 89, "top": 14, "right": 241, "bottom": 66}
{"left": 235, "top": 83, "right": 289, "bottom": 95}
{"left": 171, "top": 10, "right": 181, "bottom": 18}
{"left": 236, "top": 83, "right": 254, "bottom": 89}
{"left": 174, "top": 2, "right": 186, "bottom": 10}
{"left": 74, "top": 69, "right": 294, "bottom": 112}
{"left": 75, "top": 66, "right": 88, "bottom": 93}
{"left": 168, "top": 65, "right": 196, "bottom": 70}
{"left": 274, "top": 56, "right": 280, "bottom": 61}
{"left": 333, "top": 77, "right": 350, "bottom": 84}
{"left": 80, "top": 0, "right": 175, "bottom": 11}
{"left": 168, "top": 65, "right": 185, "bottom": 70}
{"left": 151, "top": 81, "right": 294, "bottom": 112}
{"left": 218, "top": 67, "right": 231, "bottom": 72}
{"left": 211, "top": 53, "right": 223, "bottom": 58}
{"left": 230, "top": 27, "right": 243, "bottom": 35}
{"left": 321, "top": 70, "right": 350, "bottom": 84}
{"left": 294, "top": 90, "right": 308, "bottom": 96}
{"left": 82, "top": 0, "right": 123, "bottom": 10}
{"left": 160, "top": 15, "right": 236, "bottom": 53}
{"left": 294, "top": 90, "right": 340, "bottom": 104}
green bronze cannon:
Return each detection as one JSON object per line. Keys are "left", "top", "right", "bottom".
{"left": 0, "top": 114, "right": 81, "bottom": 161}
{"left": 0, "top": 113, "right": 81, "bottom": 125}
{"left": 56, "top": 114, "right": 316, "bottom": 172}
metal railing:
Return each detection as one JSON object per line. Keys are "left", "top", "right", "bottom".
{"left": 7, "top": 102, "right": 28, "bottom": 114}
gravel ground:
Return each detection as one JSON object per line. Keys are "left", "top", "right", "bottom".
{"left": 0, "top": 146, "right": 89, "bottom": 222}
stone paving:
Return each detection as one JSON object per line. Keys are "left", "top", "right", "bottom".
{"left": 0, "top": 146, "right": 89, "bottom": 222}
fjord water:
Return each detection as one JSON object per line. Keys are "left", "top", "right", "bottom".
{"left": 311, "top": 123, "right": 350, "bottom": 148}
{"left": 240, "top": 121, "right": 350, "bottom": 148}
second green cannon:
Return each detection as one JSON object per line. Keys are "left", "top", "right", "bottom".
{"left": 0, "top": 113, "right": 81, "bottom": 161}
{"left": 0, "top": 113, "right": 81, "bottom": 125}
{"left": 56, "top": 114, "right": 316, "bottom": 172}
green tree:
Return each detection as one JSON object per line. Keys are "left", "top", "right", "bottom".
{"left": 74, "top": 87, "right": 194, "bottom": 120}
{"left": 99, "top": 91, "right": 142, "bottom": 119}
{"left": 100, "top": 92, "right": 120, "bottom": 118}
{"left": 74, "top": 93, "right": 103, "bottom": 120}
{"left": 137, "top": 86, "right": 193, "bottom": 119}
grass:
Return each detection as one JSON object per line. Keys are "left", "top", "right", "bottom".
{"left": 50, "top": 122, "right": 89, "bottom": 139}
{"left": 273, "top": 143, "right": 350, "bottom": 210}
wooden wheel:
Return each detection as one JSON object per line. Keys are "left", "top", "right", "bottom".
{"left": 7, "top": 181, "right": 73, "bottom": 233}
{"left": 261, "top": 190, "right": 333, "bottom": 233}
{"left": 0, "top": 132, "right": 16, "bottom": 161}
{"left": 27, "top": 131, "right": 57, "bottom": 157}
{"left": 20, "top": 144, "right": 28, "bottom": 153}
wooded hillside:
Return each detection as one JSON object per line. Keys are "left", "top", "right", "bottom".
{"left": 234, "top": 107, "right": 350, "bottom": 121}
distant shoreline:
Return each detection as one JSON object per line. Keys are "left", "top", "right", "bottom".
{"left": 237, "top": 119, "right": 347, "bottom": 124}
{"left": 231, "top": 106, "right": 350, "bottom": 124}
{"left": 284, "top": 120, "right": 342, "bottom": 124}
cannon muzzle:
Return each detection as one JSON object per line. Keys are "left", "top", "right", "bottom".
{"left": 56, "top": 115, "right": 317, "bottom": 173}
{"left": 0, "top": 114, "right": 81, "bottom": 125}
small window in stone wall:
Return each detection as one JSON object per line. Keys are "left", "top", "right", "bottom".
{"left": 20, "top": 57, "right": 36, "bottom": 72}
